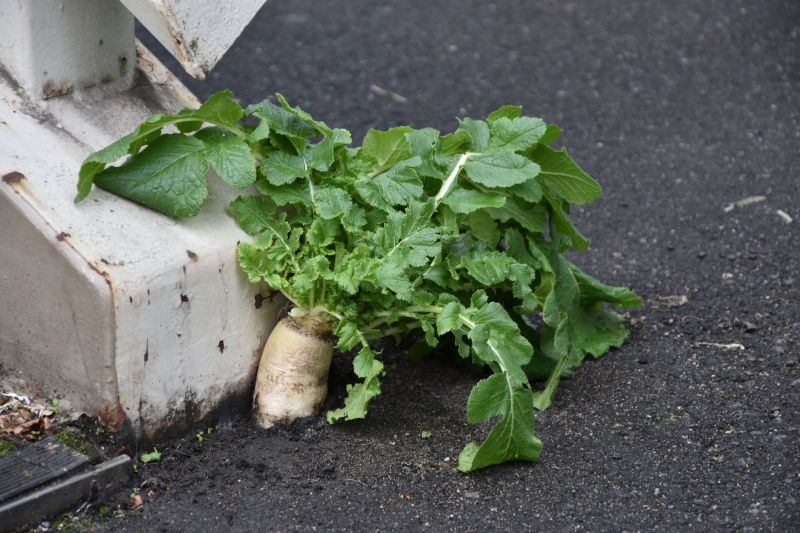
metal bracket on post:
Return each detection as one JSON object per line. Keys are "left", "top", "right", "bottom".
{"left": 0, "top": 0, "right": 274, "bottom": 439}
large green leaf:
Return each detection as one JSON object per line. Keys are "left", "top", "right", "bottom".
{"left": 247, "top": 99, "right": 316, "bottom": 139}
{"left": 255, "top": 178, "right": 312, "bottom": 206}
{"left": 76, "top": 91, "right": 244, "bottom": 202}
{"left": 532, "top": 144, "right": 602, "bottom": 204}
{"left": 458, "top": 118, "right": 490, "bottom": 152}
{"left": 93, "top": 135, "right": 208, "bottom": 218}
{"left": 228, "top": 195, "right": 277, "bottom": 235}
{"left": 465, "top": 210, "right": 500, "bottom": 247}
{"left": 276, "top": 93, "right": 333, "bottom": 137}
{"left": 374, "top": 258, "right": 415, "bottom": 301}
{"left": 570, "top": 263, "right": 642, "bottom": 308}
{"left": 261, "top": 152, "right": 308, "bottom": 186}
{"left": 459, "top": 387, "right": 542, "bottom": 472}
{"left": 489, "top": 116, "right": 546, "bottom": 153}
{"left": 195, "top": 128, "right": 256, "bottom": 188}
{"left": 466, "top": 374, "right": 507, "bottom": 423}
{"left": 192, "top": 90, "right": 245, "bottom": 129}
{"left": 76, "top": 112, "right": 196, "bottom": 201}
{"left": 316, "top": 187, "right": 353, "bottom": 219}
{"left": 506, "top": 179, "right": 543, "bottom": 204}
{"left": 464, "top": 151, "right": 540, "bottom": 188}
{"left": 456, "top": 294, "right": 542, "bottom": 472}
{"left": 546, "top": 196, "right": 590, "bottom": 250}
{"left": 373, "top": 201, "right": 440, "bottom": 268}
{"left": 463, "top": 251, "right": 514, "bottom": 285}
{"left": 487, "top": 104, "right": 522, "bottom": 124}
{"left": 406, "top": 128, "right": 443, "bottom": 179}
{"left": 361, "top": 127, "right": 413, "bottom": 174}
{"left": 305, "top": 128, "right": 351, "bottom": 171}
{"left": 441, "top": 189, "right": 506, "bottom": 214}
{"left": 488, "top": 197, "right": 547, "bottom": 233}
{"left": 76, "top": 132, "right": 136, "bottom": 201}
{"left": 372, "top": 158, "right": 424, "bottom": 206}
{"left": 248, "top": 99, "right": 316, "bottom": 153}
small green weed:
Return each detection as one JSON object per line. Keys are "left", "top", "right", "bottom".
{"left": 0, "top": 439, "right": 15, "bottom": 459}
{"left": 196, "top": 426, "right": 215, "bottom": 443}
{"left": 654, "top": 412, "right": 683, "bottom": 428}
{"left": 140, "top": 447, "right": 161, "bottom": 463}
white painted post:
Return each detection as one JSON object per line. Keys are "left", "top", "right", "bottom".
{"left": 0, "top": 0, "right": 135, "bottom": 98}
{"left": 0, "top": 0, "right": 275, "bottom": 438}
{"left": 117, "top": 0, "right": 268, "bottom": 79}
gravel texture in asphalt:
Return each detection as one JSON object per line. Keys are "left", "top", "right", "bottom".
{"left": 87, "top": 0, "right": 799, "bottom": 530}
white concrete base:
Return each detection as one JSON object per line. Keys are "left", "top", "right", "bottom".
{"left": 0, "top": 44, "right": 280, "bottom": 438}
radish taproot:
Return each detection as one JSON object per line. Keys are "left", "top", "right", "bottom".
{"left": 253, "top": 312, "right": 334, "bottom": 427}
{"left": 76, "top": 91, "right": 641, "bottom": 472}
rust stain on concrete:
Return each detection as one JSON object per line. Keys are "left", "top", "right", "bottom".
{"left": 2, "top": 171, "right": 25, "bottom": 184}
{"left": 87, "top": 260, "right": 114, "bottom": 288}
{"left": 41, "top": 80, "right": 73, "bottom": 99}
{"left": 96, "top": 401, "right": 128, "bottom": 433}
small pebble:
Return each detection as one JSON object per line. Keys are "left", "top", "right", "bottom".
{"left": 773, "top": 338, "right": 786, "bottom": 353}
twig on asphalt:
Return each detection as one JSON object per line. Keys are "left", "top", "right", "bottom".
{"left": 695, "top": 341, "right": 745, "bottom": 350}
{"left": 370, "top": 84, "right": 408, "bottom": 104}
{"left": 650, "top": 295, "right": 689, "bottom": 308}
{"left": 723, "top": 195, "right": 766, "bottom": 212}
{"left": 775, "top": 209, "right": 793, "bottom": 223}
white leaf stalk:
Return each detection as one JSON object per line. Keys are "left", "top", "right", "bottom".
{"left": 434, "top": 152, "right": 474, "bottom": 207}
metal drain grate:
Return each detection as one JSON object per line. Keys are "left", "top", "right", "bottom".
{"left": 0, "top": 437, "right": 88, "bottom": 503}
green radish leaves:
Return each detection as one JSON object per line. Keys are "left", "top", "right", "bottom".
{"left": 77, "top": 92, "right": 638, "bottom": 474}
{"left": 463, "top": 151, "right": 540, "bottom": 188}
{"left": 93, "top": 135, "right": 209, "bottom": 218}
{"left": 77, "top": 91, "right": 255, "bottom": 216}
{"left": 195, "top": 128, "right": 257, "bottom": 188}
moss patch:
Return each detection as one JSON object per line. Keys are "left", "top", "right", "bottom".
{"left": 0, "top": 439, "right": 15, "bottom": 459}
{"left": 57, "top": 427, "right": 93, "bottom": 458}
